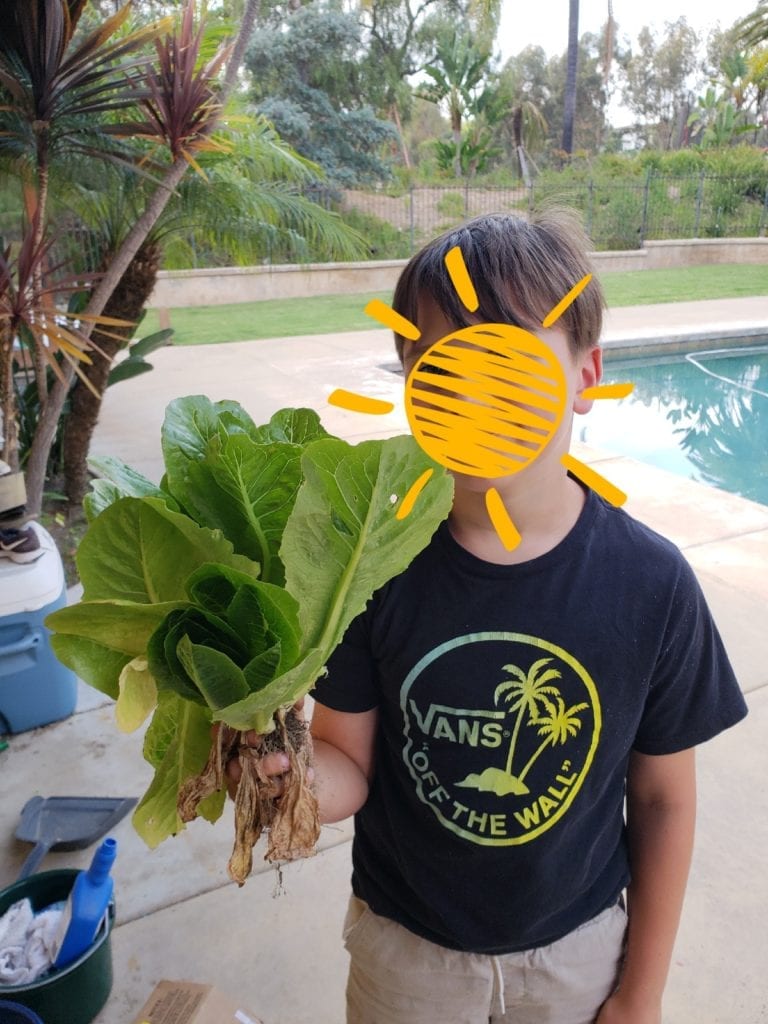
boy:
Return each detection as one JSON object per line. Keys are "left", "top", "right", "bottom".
{"left": 241, "top": 212, "right": 748, "bottom": 1023}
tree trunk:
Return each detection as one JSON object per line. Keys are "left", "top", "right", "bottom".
{"left": 221, "top": 0, "right": 259, "bottom": 93}
{"left": 562, "top": 0, "right": 579, "bottom": 154}
{"left": 62, "top": 241, "right": 161, "bottom": 507}
{"left": 31, "top": 160, "right": 50, "bottom": 406}
{"left": 24, "top": 155, "right": 189, "bottom": 517}
{"left": 391, "top": 102, "right": 411, "bottom": 169}
{"left": 23, "top": 3, "right": 256, "bottom": 518}
{"left": 0, "top": 326, "right": 18, "bottom": 470}
{"left": 451, "top": 98, "right": 463, "bottom": 179}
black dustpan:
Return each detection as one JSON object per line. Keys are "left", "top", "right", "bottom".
{"left": 14, "top": 795, "right": 137, "bottom": 880}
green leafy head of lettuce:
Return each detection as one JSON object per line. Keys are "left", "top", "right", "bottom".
{"left": 47, "top": 398, "right": 453, "bottom": 850}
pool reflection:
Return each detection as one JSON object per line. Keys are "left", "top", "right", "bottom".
{"left": 581, "top": 347, "right": 768, "bottom": 507}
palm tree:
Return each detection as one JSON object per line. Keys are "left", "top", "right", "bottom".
{"left": 562, "top": 0, "right": 580, "bottom": 154}
{"left": 736, "top": 0, "right": 768, "bottom": 47}
{"left": 59, "top": 118, "right": 363, "bottom": 505}
{"left": 719, "top": 52, "right": 751, "bottom": 111}
{"left": 510, "top": 101, "right": 548, "bottom": 185}
{"left": 418, "top": 29, "right": 490, "bottom": 178}
{"left": 0, "top": 0, "right": 168, "bottom": 476}
{"left": 0, "top": 219, "right": 123, "bottom": 471}
{"left": 2, "top": 0, "right": 346, "bottom": 517}
{"left": 517, "top": 696, "right": 589, "bottom": 785}
{"left": 746, "top": 47, "right": 768, "bottom": 142}
{"left": 494, "top": 658, "right": 562, "bottom": 777}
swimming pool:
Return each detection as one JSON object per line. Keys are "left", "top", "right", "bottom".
{"left": 580, "top": 345, "right": 768, "bottom": 507}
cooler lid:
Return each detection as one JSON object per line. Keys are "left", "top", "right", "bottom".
{"left": 0, "top": 522, "right": 65, "bottom": 616}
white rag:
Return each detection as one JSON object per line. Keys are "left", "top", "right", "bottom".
{"left": 0, "top": 898, "right": 63, "bottom": 986}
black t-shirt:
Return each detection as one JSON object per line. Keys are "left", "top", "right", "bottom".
{"left": 313, "top": 488, "right": 748, "bottom": 954}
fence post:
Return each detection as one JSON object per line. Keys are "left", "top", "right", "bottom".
{"left": 409, "top": 184, "right": 415, "bottom": 255}
{"left": 760, "top": 183, "right": 768, "bottom": 238}
{"left": 586, "top": 179, "right": 594, "bottom": 237}
{"left": 639, "top": 169, "right": 652, "bottom": 246}
{"left": 694, "top": 171, "right": 705, "bottom": 238}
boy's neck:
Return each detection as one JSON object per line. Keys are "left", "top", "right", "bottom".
{"left": 448, "top": 465, "right": 586, "bottom": 566}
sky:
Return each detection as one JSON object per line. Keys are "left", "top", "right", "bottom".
{"left": 497, "top": 0, "right": 759, "bottom": 61}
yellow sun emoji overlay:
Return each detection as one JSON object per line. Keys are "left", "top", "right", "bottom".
{"left": 328, "top": 247, "right": 633, "bottom": 552}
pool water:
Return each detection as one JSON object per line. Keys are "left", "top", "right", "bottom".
{"left": 579, "top": 346, "right": 768, "bottom": 507}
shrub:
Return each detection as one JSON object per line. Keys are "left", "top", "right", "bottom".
{"left": 436, "top": 191, "right": 465, "bottom": 218}
{"left": 333, "top": 207, "right": 412, "bottom": 260}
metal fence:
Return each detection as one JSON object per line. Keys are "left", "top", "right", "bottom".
{"left": 331, "top": 172, "right": 768, "bottom": 259}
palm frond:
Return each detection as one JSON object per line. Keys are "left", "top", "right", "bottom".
{"left": 736, "top": 0, "right": 768, "bottom": 47}
{"left": 123, "top": 1, "right": 231, "bottom": 161}
{"left": 0, "top": 0, "right": 170, "bottom": 177}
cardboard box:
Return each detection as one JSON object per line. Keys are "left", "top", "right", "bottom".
{"left": 132, "top": 980, "right": 263, "bottom": 1024}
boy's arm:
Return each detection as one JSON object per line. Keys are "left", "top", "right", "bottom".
{"left": 310, "top": 702, "right": 378, "bottom": 824}
{"left": 597, "top": 747, "right": 696, "bottom": 1024}
{"left": 224, "top": 702, "right": 377, "bottom": 823}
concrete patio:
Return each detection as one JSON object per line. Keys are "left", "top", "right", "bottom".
{"left": 0, "top": 295, "right": 766, "bottom": 1023}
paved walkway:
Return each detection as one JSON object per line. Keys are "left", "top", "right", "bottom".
{"left": 1, "top": 297, "right": 767, "bottom": 1023}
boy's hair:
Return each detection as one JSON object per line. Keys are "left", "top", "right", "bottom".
{"left": 391, "top": 210, "right": 605, "bottom": 361}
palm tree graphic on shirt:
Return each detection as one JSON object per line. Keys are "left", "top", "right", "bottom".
{"left": 456, "top": 658, "right": 589, "bottom": 798}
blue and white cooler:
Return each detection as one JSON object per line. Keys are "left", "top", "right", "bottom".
{"left": 0, "top": 523, "right": 78, "bottom": 734}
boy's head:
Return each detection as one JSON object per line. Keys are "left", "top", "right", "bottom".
{"left": 391, "top": 210, "right": 604, "bottom": 363}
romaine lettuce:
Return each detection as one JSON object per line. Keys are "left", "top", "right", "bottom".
{"left": 47, "top": 397, "right": 452, "bottom": 877}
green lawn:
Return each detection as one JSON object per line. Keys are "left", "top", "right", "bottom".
{"left": 142, "top": 263, "right": 768, "bottom": 346}
{"left": 602, "top": 264, "right": 768, "bottom": 306}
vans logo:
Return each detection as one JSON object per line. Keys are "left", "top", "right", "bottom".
{"left": 401, "top": 632, "right": 601, "bottom": 845}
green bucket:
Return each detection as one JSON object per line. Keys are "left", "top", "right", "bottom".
{"left": 0, "top": 869, "right": 114, "bottom": 1024}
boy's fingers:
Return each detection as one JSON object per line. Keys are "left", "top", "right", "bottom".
{"left": 226, "top": 750, "right": 288, "bottom": 777}
{"left": 261, "top": 752, "right": 290, "bottom": 776}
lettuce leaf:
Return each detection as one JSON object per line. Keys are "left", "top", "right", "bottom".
{"left": 49, "top": 600, "right": 187, "bottom": 699}
{"left": 76, "top": 496, "right": 259, "bottom": 603}
{"left": 46, "top": 400, "right": 453, "bottom": 849}
{"left": 83, "top": 454, "right": 176, "bottom": 522}
{"left": 217, "top": 434, "right": 453, "bottom": 733}
{"left": 133, "top": 692, "right": 219, "bottom": 846}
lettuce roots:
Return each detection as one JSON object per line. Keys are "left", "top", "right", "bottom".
{"left": 178, "top": 707, "right": 321, "bottom": 885}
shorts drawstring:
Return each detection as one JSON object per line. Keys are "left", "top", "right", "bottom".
{"left": 491, "top": 955, "right": 506, "bottom": 1016}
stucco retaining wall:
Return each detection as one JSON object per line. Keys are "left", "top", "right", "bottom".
{"left": 147, "top": 238, "right": 768, "bottom": 308}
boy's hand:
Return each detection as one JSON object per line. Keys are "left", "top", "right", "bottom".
{"left": 595, "top": 992, "right": 661, "bottom": 1024}
{"left": 222, "top": 699, "right": 312, "bottom": 800}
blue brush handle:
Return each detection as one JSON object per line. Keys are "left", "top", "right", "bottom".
{"left": 16, "top": 840, "right": 52, "bottom": 881}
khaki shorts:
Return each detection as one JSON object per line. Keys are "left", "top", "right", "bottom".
{"left": 343, "top": 895, "right": 627, "bottom": 1024}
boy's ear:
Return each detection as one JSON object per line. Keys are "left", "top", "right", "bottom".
{"left": 573, "top": 346, "right": 603, "bottom": 415}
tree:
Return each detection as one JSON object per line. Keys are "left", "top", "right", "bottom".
{"left": 416, "top": 28, "right": 491, "bottom": 177}
{"left": 2, "top": 0, "right": 343, "bottom": 516}
{"left": 59, "top": 118, "right": 362, "bottom": 505}
{"left": 246, "top": 3, "right": 396, "bottom": 185}
{"left": 621, "top": 18, "right": 701, "bottom": 149}
{"left": 0, "top": 219, "right": 117, "bottom": 476}
{"left": 516, "top": 696, "right": 589, "bottom": 785}
{"left": 0, "top": 0, "right": 167, "bottom": 390}
{"left": 474, "top": 62, "right": 548, "bottom": 180}
{"left": 547, "top": 30, "right": 612, "bottom": 155}
{"left": 689, "top": 26, "right": 766, "bottom": 148}
{"left": 356, "top": 0, "right": 448, "bottom": 166}
{"left": 0, "top": 0, "right": 171, "bottom": 486}
{"left": 746, "top": 47, "right": 768, "bottom": 142}
{"left": 687, "top": 85, "right": 757, "bottom": 148}
{"left": 494, "top": 658, "right": 562, "bottom": 778}
{"left": 562, "top": 0, "right": 580, "bottom": 153}
{"left": 498, "top": 33, "right": 611, "bottom": 165}
{"left": 736, "top": 0, "right": 768, "bottom": 48}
